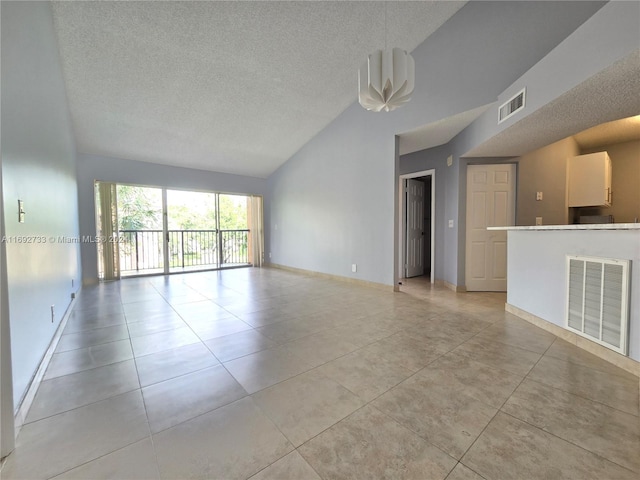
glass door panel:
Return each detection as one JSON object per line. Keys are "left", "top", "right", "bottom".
{"left": 167, "top": 190, "right": 219, "bottom": 272}
{"left": 117, "top": 185, "right": 164, "bottom": 276}
{"left": 218, "top": 194, "right": 249, "bottom": 266}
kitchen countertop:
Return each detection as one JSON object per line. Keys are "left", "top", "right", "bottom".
{"left": 487, "top": 223, "right": 640, "bottom": 231}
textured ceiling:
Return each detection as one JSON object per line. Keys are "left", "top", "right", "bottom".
{"left": 50, "top": 1, "right": 466, "bottom": 178}
{"left": 573, "top": 115, "right": 640, "bottom": 149}
{"left": 465, "top": 51, "right": 640, "bottom": 158}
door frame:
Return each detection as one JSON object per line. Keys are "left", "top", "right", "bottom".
{"left": 398, "top": 169, "right": 435, "bottom": 285}
{"left": 106, "top": 182, "right": 257, "bottom": 277}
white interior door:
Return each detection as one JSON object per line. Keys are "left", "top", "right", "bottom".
{"left": 405, "top": 179, "right": 425, "bottom": 278}
{"left": 465, "top": 164, "right": 516, "bottom": 291}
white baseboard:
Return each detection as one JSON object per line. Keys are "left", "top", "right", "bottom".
{"left": 438, "top": 280, "right": 466, "bottom": 293}
{"left": 13, "top": 288, "right": 81, "bottom": 436}
{"left": 506, "top": 303, "right": 639, "bottom": 378}
{"left": 267, "top": 263, "right": 394, "bottom": 292}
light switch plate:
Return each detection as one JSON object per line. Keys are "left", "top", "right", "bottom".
{"left": 536, "top": 192, "right": 543, "bottom": 201}
{"left": 18, "top": 200, "right": 25, "bottom": 223}
{"left": 448, "top": 220, "right": 454, "bottom": 228}
{"left": 447, "top": 155, "right": 453, "bottom": 167}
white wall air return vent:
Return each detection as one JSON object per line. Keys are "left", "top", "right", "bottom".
{"left": 498, "top": 88, "right": 526, "bottom": 124}
{"left": 566, "top": 255, "right": 630, "bottom": 355}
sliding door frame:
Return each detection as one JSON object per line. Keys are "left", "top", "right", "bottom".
{"left": 98, "top": 181, "right": 260, "bottom": 278}
{"left": 161, "top": 189, "right": 170, "bottom": 274}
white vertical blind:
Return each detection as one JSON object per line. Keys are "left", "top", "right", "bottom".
{"left": 95, "top": 182, "right": 120, "bottom": 281}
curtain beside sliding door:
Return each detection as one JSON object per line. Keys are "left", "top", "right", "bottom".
{"left": 249, "top": 195, "right": 264, "bottom": 267}
{"left": 95, "top": 182, "right": 120, "bottom": 281}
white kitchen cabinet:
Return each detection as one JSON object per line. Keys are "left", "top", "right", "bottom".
{"left": 568, "top": 152, "right": 612, "bottom": 207}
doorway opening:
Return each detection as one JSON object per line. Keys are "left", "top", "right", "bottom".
{"left": 398, "top": 169, "right": 435, "bottom": 288}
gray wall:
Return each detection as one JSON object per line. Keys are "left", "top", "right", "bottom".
{"left": 450, "top": 1, "right": 638, "bottom": 288}
{"left": 1, "top": 1, "right": 81, "bottom": 406}
{"left": 507, "top": 229, "right": 640, "bottom": 361}
{"left": 267, "top": 1, "right": 605, "bottom": 286}
{"left": 0, "top": 162, "right": 15, "bottom": 456}
{"left": 76, "top": 153, "right": 267, "bottom": 284}
{"left": 460, "top": 1, "right": 639, "bottom": 160}
{"left": 399, "top": 145, "right": 451, "bottom": 282}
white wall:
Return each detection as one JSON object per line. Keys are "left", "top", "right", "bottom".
{"left": 76, "top": 153, "right": 267, "bottom": 284}
{"left": 507, "top": 229, "right": 640, "bottom": 361}
{"left": 267, "top": 1, "right": 606, "bottom": 286}
{"left": 1, "top": 1, "right": 82, "bottom": 407}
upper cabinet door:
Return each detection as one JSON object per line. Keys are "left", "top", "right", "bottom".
{"left": 568, "top": 152, "right": 612, "bottom": 207}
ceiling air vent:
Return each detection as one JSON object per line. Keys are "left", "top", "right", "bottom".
{"left": 498, "top": 88, "right": 526, "bottom": 124}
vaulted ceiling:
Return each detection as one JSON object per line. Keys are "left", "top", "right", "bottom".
{"left": 50, "top": 1, "right": 466, "bottom": 177}
{"left": 51, "top": 1, "right": 623, "bottom": 178}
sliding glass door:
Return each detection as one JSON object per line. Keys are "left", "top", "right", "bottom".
{"left": 96, "top": 181, "right": 258, "bottom": 278}
{"left": 166, "top": 191, "right": 250, "bottom": 272}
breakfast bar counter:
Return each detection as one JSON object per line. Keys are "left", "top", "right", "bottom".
{"left": 487, "top": 224, "right": 640, "bottom": 371}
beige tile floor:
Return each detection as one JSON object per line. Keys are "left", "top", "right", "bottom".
{"left": 1, "top": 268, "right": 638, "bottom": 479}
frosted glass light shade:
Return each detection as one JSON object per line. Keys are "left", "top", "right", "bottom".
{"left": 358, "top": 48, "right": 415, "bottom": 112}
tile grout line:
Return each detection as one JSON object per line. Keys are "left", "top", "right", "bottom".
{"left": 521, "top": 375, "right": 639, "bottom": 418}
{"left": 10, "top": 269, "right": 635, "bottom": 479}
{"left": 452, "top": 332, "right": 556, "bottom": 468}
{"left": 497, "top": 409, "right": 639, "bottom": 476}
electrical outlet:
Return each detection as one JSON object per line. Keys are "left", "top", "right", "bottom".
{"left": 351, "top": 264, "right": 357, "bottom": 273}
{"left": 536, "top": 217, "right": 543, "bottom": 226}
{"left": 536, "top": 192, "right": 543, "bottom": 201}
{"left": 448, "top": 219, "right": 454, "bottom": 228}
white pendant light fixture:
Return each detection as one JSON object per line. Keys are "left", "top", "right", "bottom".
{"left": 358, "top": 3, "right": 415, "bottom": 112}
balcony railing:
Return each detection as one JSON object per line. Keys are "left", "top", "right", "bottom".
{"left": 119, "top": 229, "right": 250, "bottom": 273}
